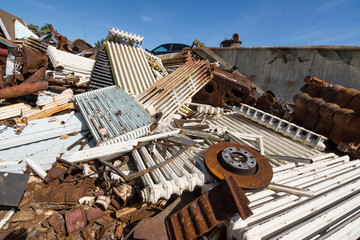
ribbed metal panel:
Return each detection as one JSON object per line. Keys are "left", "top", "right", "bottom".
{"left": 74, "top": 86, "right": 154, "bottom": 146}
{"left": 227, "top": 155, "right": 360, "bottom": 240}
{"left": 105, "top": 40, "right": 157, "bottom": 96}
{"left": 89, "top": 50, "right": 115, "bottom": 89}
{"left": 136, "top": 60, "right": 213, "bottom": 122}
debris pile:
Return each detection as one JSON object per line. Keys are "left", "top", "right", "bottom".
{"left": 1, "top": 9, "right": 360, "bottom": 240}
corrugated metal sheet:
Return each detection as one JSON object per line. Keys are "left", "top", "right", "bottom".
{"left": 74, "top": 86, "right": 155, "bottom": 145}
{"left": 227, "top": 154, "right": 360, "bottom": 240}
{"left": 89, "top": 50, "right": 115, "bottom": 89}
{"left": 203, "top": 46, "right": 360, "bottom": 102}
{"left": 136, "top": 60, "right": 213, "bottom": 123}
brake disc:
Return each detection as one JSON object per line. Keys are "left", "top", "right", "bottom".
{"left": 204, "top": 142, "right": 273, "bottom": 189}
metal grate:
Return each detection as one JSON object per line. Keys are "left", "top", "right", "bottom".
{"left": 74, "top": 86, "right": 155, "bottom": 146}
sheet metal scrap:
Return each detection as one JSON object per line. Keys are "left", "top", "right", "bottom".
{"left": 136, "top": 59, "right": 213, "bottom": 122}
{"left": 204, "top": 142, "right": 273, "bottom": 189}
{"left": 166, "top": 175, "right": 253, "bottom": 240}
{"left": 0, "top": 172, "right": 30, "bottom": 207}
{"left": 293, "top": 76, "right": 360, "bottom": 156}
{"left": 192, "top": 66, "right": 257, "bottom": 108}
{"left": 34, "top": 178, "right": 95, "bottom": 205}
{"left": 74, "top": 85, "right": 156, "bottom": 146}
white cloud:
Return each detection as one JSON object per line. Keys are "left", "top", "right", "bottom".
{"left": 140, "top": 16, "right": 153, "bottom": 22}
{"left": 24, "top": 0, "right": 53, "bottom": 10}
{"left": 98, "top": 22, "right": 116, "bottom": 30}
{"left": 317, "top": 0, "right": 348, "bottom": 11}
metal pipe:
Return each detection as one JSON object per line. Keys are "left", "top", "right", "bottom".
{"left": 267, "top": 183, "right": 314, "bottom": 197}
{"left": 266, "top": 155, "right": 313, "bottom": 164}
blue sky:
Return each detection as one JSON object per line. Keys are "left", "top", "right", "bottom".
{"left": 1, "top": 0, "right": 360, "bottom": 50}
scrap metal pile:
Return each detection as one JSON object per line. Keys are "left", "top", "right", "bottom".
{"left": 1, "top": 9, "right": 360, "bottom": 240}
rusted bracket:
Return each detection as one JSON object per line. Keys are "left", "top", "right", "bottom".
{"left": 166, "top": 175, "right": 253, "bottom": 240}
{"left": 192, "top": 39, "right": 264, "bottom": 95}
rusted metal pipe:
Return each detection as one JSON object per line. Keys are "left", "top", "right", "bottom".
{"left": 0, "top": 48, "right": 8, "bottom": 57}
{"left": 255, "top": 91, "right": 275, "bottom": 110}
{"left": 0, "top": 81, "right": 48, "bottom": 99}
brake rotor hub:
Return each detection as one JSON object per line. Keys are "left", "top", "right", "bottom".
{"left": 220, "top": 147, "right": 257, "bottom": 175}
{"left": 205, "top": 142, "right": 273, "bottom": 189}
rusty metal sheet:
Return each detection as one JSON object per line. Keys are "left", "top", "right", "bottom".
{"left": 35, "top": 178, "right": 95, "bottom": 205}
{"left": 22, "top": 46, "right": 48, "bottom": 74}
{"left": 23, "top": 66, "right": 46, "bottom": 83}
{"left": 0, "top": 172, "right": 29, "bottom": 207}
{"left": 204, "top": 142, "right": 273, "bottom": 189}
{"left": 166, "top": 175, "right": 252, "bottom": 240}
{"left": 192, "top": 66, "right": 257, "bottom": 108}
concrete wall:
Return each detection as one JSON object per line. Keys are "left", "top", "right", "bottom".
{"left": 205, "top": 46, "right": 360, "bottom": 103}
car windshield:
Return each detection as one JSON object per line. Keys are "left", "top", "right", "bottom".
{"left": 153, "top": 44, "right": 171, "bottom": 53}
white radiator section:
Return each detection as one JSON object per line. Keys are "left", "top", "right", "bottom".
{"left": 105, "top": 28, "right": 143, "bottom": 46}
{"left": 105, "top": 41, "right": 157, "bottom": 96}
{"left": 233, "top": 104, "right": 327, "bottom": 151}
{"left": 136, "top": 60, "right": 213, "bottom": 123}
{"left": 227, "top": 155, "right": 360, "bottom": 240}
{"left": 132, "top": 144, "right": 208, "bottom": 203}
{"left": 47, "top": 46, "right": 95, "bottom": 78}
